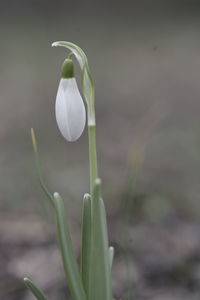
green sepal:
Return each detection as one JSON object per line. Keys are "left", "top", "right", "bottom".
{"left": 52, "top": 41, "right": 95, "bottom": 125}
{"left": 88, "top": 179, "right": 112, "bottom": 300}
{"left": 53, "top": 192, "right": 87, "bottom": 300}
{"left": 23, "top": 277, "right": 48, "bottom": 300}
{"left": 80, "top": 193, "right": 92, "bottom": 295}
{"left": 61, "top": 58, "right": 74, "bottom": 78}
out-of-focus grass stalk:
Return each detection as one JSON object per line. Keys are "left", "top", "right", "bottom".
{"left": 23, "top": 278, "right": 47, "bottom": 300}
{"left": 31, "top": 128, "right": 55, "bottom": 208}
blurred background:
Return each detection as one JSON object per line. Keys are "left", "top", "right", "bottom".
{"left": 1, "top": 0, "right": 200, "bottom": 299}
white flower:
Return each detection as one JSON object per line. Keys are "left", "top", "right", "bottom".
{"left": 55, "top": 78, "right": 86, "bottom": 141}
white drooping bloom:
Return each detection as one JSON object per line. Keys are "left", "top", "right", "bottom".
{"left": 55, "top": 78, "right": 86, "bottom": 142}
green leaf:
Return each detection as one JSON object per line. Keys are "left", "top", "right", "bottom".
{"left": 23, "top": 277, "right": 47, "bottom": 300}
{"left": 31, "top": 128, "right": 55, "bottom": 208}
{"left": 53, "top": 192, "right": 86, "bottom": 300}
{"left": 80, "top": 193, "right": 92, "bottom": 296}
{"left": 88, "top": 179, "right": 112, "bottom": 300}
{"left": 52, "top": 41, "right": 95, "bottom": 125}
{"left": 109, "top": 246, "right": 114, "bottom": 269}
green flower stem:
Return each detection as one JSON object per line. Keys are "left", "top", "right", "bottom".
{"left": 88, "top": 124, "right": 98, "bottom": 194}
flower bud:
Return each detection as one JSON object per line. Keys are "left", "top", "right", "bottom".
{"left": 55, "top": 60, "right": 86, "bottom": 141}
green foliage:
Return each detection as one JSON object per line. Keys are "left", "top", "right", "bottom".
{"left": 54, "top": 192, "right": 87, "bottom": 300}
{"left": 88, "top": 179, "right": 112, "bottom": 300}
{"left": 81, "top": 194, "right": 92, "bottom": 296}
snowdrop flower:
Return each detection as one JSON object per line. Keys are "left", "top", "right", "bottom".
{"left": 55, "top": 58, "right": 86, "bottom": 142}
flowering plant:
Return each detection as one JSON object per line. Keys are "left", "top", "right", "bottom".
{"left": 24, "top": 42, "right": 114, "bottom": 300}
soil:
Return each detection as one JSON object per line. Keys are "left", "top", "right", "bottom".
{"left": 1, "top": 213, "right": 200, "bottom": 300}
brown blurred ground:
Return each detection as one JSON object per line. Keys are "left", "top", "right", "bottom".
{"left": 1, "top": 0, "right": 200, "bottom": 299}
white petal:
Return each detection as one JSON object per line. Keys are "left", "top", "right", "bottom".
{"left": 55, "top": 78, "right": 86, "bottom": 141}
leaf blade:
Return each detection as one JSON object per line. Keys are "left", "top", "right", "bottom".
{"left": 88, "top": 179, "right": 112, "bottom": 300}
{"left": 54, "top": 192, "right": 86, "bottom": 300}
{"left": 80, "top": 193, "right": 92, "bottom": 296}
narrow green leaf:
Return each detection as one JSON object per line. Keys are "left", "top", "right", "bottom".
{"left": 109, "top": 246, "right": 114, "bottom": 269}
{"left": 80, "top": 193, "right": 92, "bottom": 295}
{"left": 31, "top": 128, "right": 55, "bottom": 208}
{"left": 23, "top": 277, "right": 47, "bottom": 300}
{"left": 88, "top": 179, "right": 112, "bottom": 300}
{"left": 53, "top": 192, "right": 86, "bottom": 300}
